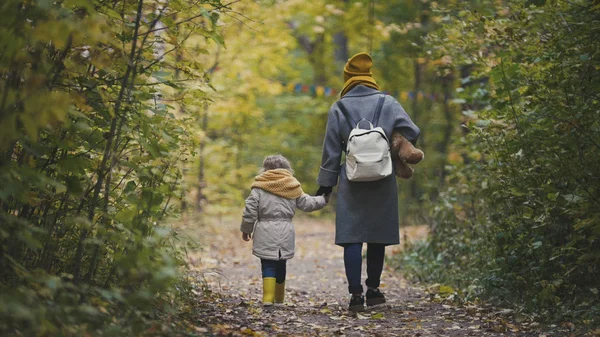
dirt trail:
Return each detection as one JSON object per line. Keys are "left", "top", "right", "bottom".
{"left": 184, "top": 217, "right": 561, "bottom": 337}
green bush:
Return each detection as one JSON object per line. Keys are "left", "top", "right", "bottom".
{"left": 398, "top": 0, "right": 600, "bottom": 326}
{"left": 0, "top": 0, "right": 225, "bottom": 334}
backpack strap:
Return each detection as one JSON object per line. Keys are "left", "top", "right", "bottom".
{"left": 371, "top": 94, "right": 386, "bottom": 127}
{"left": 337, "top": 100, "right": 356, "bottom": 129}
{"left": 338, "top": 94, "right": 386, "bottom": 128}
{"left": 337, "top": 94, "right": 386, "bottom": 152}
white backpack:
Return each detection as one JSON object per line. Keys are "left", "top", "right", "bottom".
{"left": 338, "top": 95, "right": 392, "bottom": 182}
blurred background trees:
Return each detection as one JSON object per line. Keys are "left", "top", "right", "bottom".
{"left": 1, "top": 0, "right": 598, "bottom": 334}
{"left": 197, "top": 0, "right": 465, "bottom": 223}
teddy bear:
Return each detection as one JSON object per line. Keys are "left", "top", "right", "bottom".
{"left": 390, "top": 131, "right": 424, "bottom": 179}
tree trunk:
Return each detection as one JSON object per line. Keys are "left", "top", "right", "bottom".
{"left": 333, "top": 32, "right": 348, "bottom": 64}
{"left": 292, "top": 27, "right": 327, "bottom": 86}
{"left": 333, "top": 0, "right": 349, "bottom": 64}
{"left": 72, "top": 0, "right": 145, "bottom": 284}
{"left": 196, "top": 103, "right": 209, "bottom": 211}
{"left": 437, "top": 72, "right": 454, "bottom": 189}
{"left": 310, "top": 34, "right": 327, "bottom": 86}
{"left": 410, "top": 60, "right": 422, "bottom": 201}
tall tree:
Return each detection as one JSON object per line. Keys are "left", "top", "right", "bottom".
{"left": 0, "top": 0, "right": 229, "bottom": 334}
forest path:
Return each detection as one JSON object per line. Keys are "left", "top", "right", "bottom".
{"left": 183, "top": 217, "right": 553, "bottom": 337}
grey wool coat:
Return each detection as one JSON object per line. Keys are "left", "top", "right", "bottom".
{"left": 241, "top": 188, "right": 327, "bottom": 260}
{"left": 318, "top": 85, "right": 421, "bottom": 246}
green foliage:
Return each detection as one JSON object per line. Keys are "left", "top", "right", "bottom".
{"left": 191, "top": 0, "right": 346, "bottom": 214}
{"left": 195, "top": 0, "right": 463, "bottom": 219}
{"left": 398, "top": 0, "right": 600, "bottom": 327}
{"left": 374, "top": 0, "right": 466, "bottom": 224}
{"left": 0, "top": 0, "right": 227, "bottom": 334}
{"left": 201, "top": 93, "right": 333, "bottom": 211}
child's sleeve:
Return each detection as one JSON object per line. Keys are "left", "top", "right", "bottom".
{"left": 296, "top": 193, "right": 327, "bottom": 212}
{"left": 241, "top": 188, "right": 260, "bottom": 234}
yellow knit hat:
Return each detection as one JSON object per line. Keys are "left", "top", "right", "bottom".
{"left": 344, "top": 52, "right": 374, "bottom": 82}
{"left": 340, "top": 52, "right": 379, "bottom": 97}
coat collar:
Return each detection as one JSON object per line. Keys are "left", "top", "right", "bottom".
{"left": 341, "top": 85, "right": 381, "bottom": 98}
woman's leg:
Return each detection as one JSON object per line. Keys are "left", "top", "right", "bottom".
{"left": 365, "top": 243, "right": 386, "bottom": 306}
{"left": 343, "top": 243, "right": 363, "bottom": 294}
{"left": 365, "top": 243, "right": 385, "bottom": 289}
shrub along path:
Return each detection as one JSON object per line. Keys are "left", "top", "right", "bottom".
{"left": 182, "top": 217, "right": 568, "bottom": 337}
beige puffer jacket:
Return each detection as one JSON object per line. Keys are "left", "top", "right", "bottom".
{"left": 241, "top": 188, "right": 327, "bottom": 260}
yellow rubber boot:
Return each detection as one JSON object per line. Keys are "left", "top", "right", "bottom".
{"left": 262, "top": 277, "right": 276, "bottom": 306}
{"left": 274, "top": 282, "right": 285, "bottom": 305}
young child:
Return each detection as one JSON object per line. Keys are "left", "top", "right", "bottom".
{"left": 241, "top": 154, "right": 328, "bottom": 307}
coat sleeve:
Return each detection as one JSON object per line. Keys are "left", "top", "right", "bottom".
{"left": 317, "top": 104, "right": 343, "bottom": 187}
{"left": 389, "top": 97, "right": 421, "bottom": 145}
{"left": 296, "top": 194, "right": 327, "bottom": 212}
{"left": 240, "top": 188, "right": 260, "bottom": 234}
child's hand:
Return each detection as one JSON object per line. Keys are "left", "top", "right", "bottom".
{"left": 242, "top": 232, "right": 251, "bottom": 241}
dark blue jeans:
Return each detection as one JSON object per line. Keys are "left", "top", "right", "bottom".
{"left": 343, "top": 243, "right": 385, "bottom": 294}
{"left": 261, "top": 259, "right": 287, "bottom": 284}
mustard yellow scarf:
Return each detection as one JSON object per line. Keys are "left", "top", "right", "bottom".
{"left": 340, "top": 76, "right": 380, "bottom": 97}
{"left": 251, "top": 169, "right": 304, "bottom": 199}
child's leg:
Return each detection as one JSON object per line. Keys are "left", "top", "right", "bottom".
{"left": 275, "top": 260, "right": 287, "bottom": 283}
{"left": 343, "top": 243, "right": 364, "bottom": 295}
{"left": 261, "top": 259, "right": 277, "bottom": 278}
{"left": 274, "top": 260, "right": 287, "bottom": 303}
{"left": 261, "top": 259, "right": 277, "bottom": 306}
{"left": 275, "top": 259, "right": 286, "bottom": 283}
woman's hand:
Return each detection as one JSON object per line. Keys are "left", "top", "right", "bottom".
{"left": 315, "top": 186, "right": 333, "bottom": 196}
{"left": 242, "top": 232, "right": 251, "bottom": 241}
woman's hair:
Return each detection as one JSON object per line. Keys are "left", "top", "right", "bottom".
{"left": 261, "top": 154, "right": 293, "bottom": 173}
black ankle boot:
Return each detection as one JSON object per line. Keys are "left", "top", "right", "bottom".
{"left": 365, "top": 288, "right": 386, "bottom": 306}
{"left": 348, "top": 294, "right": 365, "bottom": 312}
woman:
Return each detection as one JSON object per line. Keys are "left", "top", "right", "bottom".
{"left": 316, "top": 52, "right": 421, "bottom": 312}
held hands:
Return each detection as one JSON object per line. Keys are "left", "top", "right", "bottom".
{"left": 242, "top": 232, "right": 251, "bottom": 241}
{"left": 315, "top": 186, "right": 333, "bottom": 204}
{"left": 315, "top": 186, "right": 332, "bottom": 196}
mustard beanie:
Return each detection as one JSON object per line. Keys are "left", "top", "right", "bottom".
{"left": 343, "top": 52, "right": 374, "bottom": 82}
